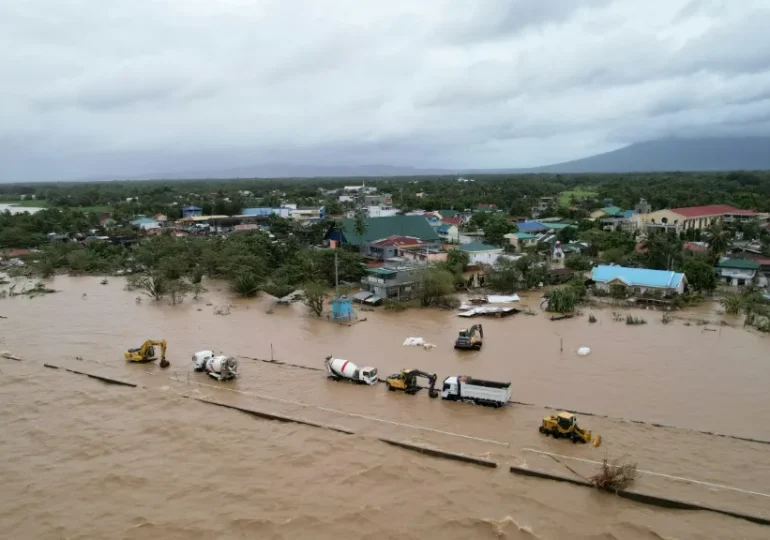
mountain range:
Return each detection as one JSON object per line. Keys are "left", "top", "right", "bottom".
{"left": 134, "top": 137, "right": 770, "bottom": 179}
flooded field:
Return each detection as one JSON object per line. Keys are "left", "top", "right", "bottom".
{"left": 1, "top": 275, "right": 769, "bottom": 539}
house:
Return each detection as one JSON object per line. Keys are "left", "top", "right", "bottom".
{"left": 182, "top": 206, "right": 203, "bottom": 218}
{"left": 458, "top": 231, "right": 486, "bottom": 245}
{"left": 364, "top": 193, "right": 392, "bottom": 206}
{"left": 715, "top": 258, "right": 763, "bottom": 287}
{"left": 423, "top": 212, "right": 441, "bottom": 224}
{"left": 241, "top": 207, "right": 292, "bottom": 218}
{"left": 601, "top": 210, "right": 635, "bottom": 231}
{"left": 364, "top": 235, "right": 426, "bottom": 260}
{"left": 153, "top": 214, "right": 168, "bottom": 223}
{"left": 437, "top": 223, "right": 459, "bottom": 243}
{"left": 399, "top": 246, "right": 448, "bottom": 263}
{"left": 290, "top": 206, "right": 325, "bottom": 223}
{"left": 327, "top": 215, "right": 439, "bottom": 247}
{"left": 460, "top": 242, "right": 505, "bottom": 265}
{"left": 683, "top": 242, "right": 709, "bottom": 254}
{"left": 505, "top": 232, "right": 538, "bottom": 251}
{"left": 640, "top": 204, "right": 757, "bottom": 234}
{"left": 441, "top": 216, "right": 462, "bottom": 227}
{"left": 591, "top": 265, "right": 687, "bottom": 295}
{"left": 438, "top": 209, "right": 459, "bottom": 219}
{"left": 360, "top": 258, "right": 425, "bottom": 300}
{"left": 366, "top": 206, "right": 399, "bottom": 218}
{"left": 476, "top": 203, "right": 498, "bottom": 212}
{"left": 535, "top": 197, "right": 556, "bottom": 213}
{"left": 130, "top": 216, "right": 161, "bottom": 231}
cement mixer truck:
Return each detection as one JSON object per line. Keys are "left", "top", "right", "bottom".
{"left": 325, "top": 355, "right": 379, "bottom": 385}
{"left": 192, "top": 350, "right": 239, "bottom": 381}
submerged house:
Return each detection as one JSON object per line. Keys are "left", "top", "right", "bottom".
{"left": 591, "top": 265, "right": 687, "bottom": 296}
{"left": 715, "top": 258, "right": 764, "bottom": 287}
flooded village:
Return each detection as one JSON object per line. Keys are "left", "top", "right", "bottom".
{"left": 2, "top": 178, "right": 770, "bottom": 539}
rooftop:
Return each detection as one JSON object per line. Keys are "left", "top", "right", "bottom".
{"left": 512, "top": 232, "right": 538, "bottom": 240}
{"left": 717, "top": 258, "right": 761, "bottom": 270}
{"left": 335, "top": 215, "right": 439, "bottom": 246}
{"left": 441, "top": 216, "right": 462, "bottom": 226}
{"left": 460, "top": 242, "right": 502, "bottom": 253}
{"left": 370, "top": 235, "right": 425, "bottom": 247}
{"left": 670, "top": 204, "right": 756, "bottom": 218}
{"left": 591, "top": 265, "right": 685, "bottom": 289}
{"left": 599, "top": 206, "right": 622, "bottom": 216}
{"left": 517, "top": 221, "right": 549, "bottom": 233}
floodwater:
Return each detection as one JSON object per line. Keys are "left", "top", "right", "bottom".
{"left": 0, "top": 203, "right": 45, "bottom": 214}
{"left": 1, "top": 275, "right": 769, "bottom": 539}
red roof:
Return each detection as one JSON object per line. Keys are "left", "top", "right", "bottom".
{"left": 423, "top": 212, "right": 437, "bottom": 219}
{"left": 4, "top": 248, "right": 31, "bottom": 257}
{"left": 442, "top": 217, "right": 462, "bottom": 226}
{"left": 670, "top": 204, "right": 756, "bottom": 218}
{"left": 371, "top": 235, "right": 425, "bottom": 247}
{"left": 683, "top": 242, "right": 708, "bottom": 253}
{"left": 748, "top": 256, "right": 770, "bottom": 266}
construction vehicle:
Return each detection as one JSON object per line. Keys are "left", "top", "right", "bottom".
{"left": 124, "top": 339, "right": 169, "bottom": 368}
{"left": 191, "top": 350, "right": 239, "bottom": 381}
{"left": 539, "top": 412, "right": 602, "bottom": 446}
{"left": 441, "top": 375, "right": 511, "bottom": 407}
{"left": 454, "top": 323, "right": 484, "bottom": 350}
{"left": 325, "top": 356, "right": 379, "bottom": 385}
{"left": 385, "top": 369, "right": 439, "bottom": 398}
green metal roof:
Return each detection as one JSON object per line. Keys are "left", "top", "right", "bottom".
{"left": 599, "top": 206, "right": 622, "bottom": 216}
{"left": 717, "top": 258, "right": 761, "bottom": 270}
{"left": 514, "top": 232, "right": 538, "bottom": 240}
{"left": 544, "top": 222, "right": 576, "bottom": 230}
{"left": 365, "top": 267, "right": 397, "bottom": 275}
{"left": 337, "top": 215, "right": 439, "bottom": 246}
{"left": 438, "top": 209, "right": 458, "bottom": 218}
{"left": 460, "top": 242, "right": 501, "bottom": 252}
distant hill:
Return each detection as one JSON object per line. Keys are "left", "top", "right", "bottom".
{"left": 129, "top": 163, "right": 455, "bottom": 180}
{"left": 528, "top": 137, "right": 770, "bottom": 173}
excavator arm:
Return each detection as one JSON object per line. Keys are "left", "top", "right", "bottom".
{"left": 125, "top": 339, "right": 169, "bottom": 368}
{"left": 405, "top": 370, "right": 439, "bottom": 398}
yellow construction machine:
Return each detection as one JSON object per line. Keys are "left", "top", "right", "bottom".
{"left": 385, "top": 369, "right": 438, "bottom": 398}
{"left": 454, "top": 323, "right": 483, "bottom": 350}
{"left": 124, "top": 339, "right": 169, "bottom": 368}
{"left": 539, "top": 411, "right": 601, "bottom": 447}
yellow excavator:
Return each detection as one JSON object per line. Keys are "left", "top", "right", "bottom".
{"left": 454, "top": 323, "right": 483, "bottom": 350}
{"left": 385, "top": 369, "right": 439, "bottom": 398}
{"left": 124, "top": 339, "right": 169, "bottom": 368}
{"left": 539, "top": 412, "right": 601, "bottom": 446}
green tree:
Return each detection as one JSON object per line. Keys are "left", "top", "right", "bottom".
{"left": 707, "top": 222, "right": 732, "bottom": 260}
{"left": 231, "top": 272, "right": 260, "bottom": 297}
{"left": 564, "top": 253, "right": 591, "bottom": 272}
{"left": 353, "top": 212, "right": 368, "bottom": 253}
{"left": 303, "top": 282, "right": 328, "bottom": 316}
{"left": 418, "top": 267, "right": 455, "bottom": 307}
{"left": 482, "top": 214, "right": 513, "bottom": 246}
{"left": 682, "top": 259, "right": 717, "bottom": 293}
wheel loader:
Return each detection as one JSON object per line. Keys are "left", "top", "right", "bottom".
{"left": 539, "top": 411, "right": 601, "bottom": 446}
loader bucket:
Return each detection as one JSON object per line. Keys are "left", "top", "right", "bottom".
{"left": 592, "top": 434, "right": 602, "bottom": 448}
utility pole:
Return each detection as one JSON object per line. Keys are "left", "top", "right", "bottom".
{"left": 334, "top": 249, "right": 339, "bottom": 297}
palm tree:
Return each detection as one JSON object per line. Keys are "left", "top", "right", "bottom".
{"left": 354, "top": 212, "right": 368, "bottom": 254}
{"left": 707, "top": 221, "right": 732, "bottom": 261}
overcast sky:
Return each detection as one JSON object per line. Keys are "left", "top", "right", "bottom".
{"left": 2, "top": 0, "right": 770, "bottom": 181}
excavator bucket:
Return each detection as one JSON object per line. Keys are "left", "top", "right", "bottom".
{"left": 592, "top": 434, "right": 602, "bottom": 447}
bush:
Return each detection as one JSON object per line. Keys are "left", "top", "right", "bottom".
{"left": 231, "top": 273, "right": 260, "bottom": 297}
{"left": 610, "top": 283, "right": 629, "bottom": 299}
{"left": 545, "top": 287, "right": 577, "bottom": 313}
{"left": 302, "top": 282, "right": 327, "bottom": 316}
{"left": 565, "top": 253, "right": 591, "bottom": 272}
{"left": 721, "top": 294, "right": 743, "bottom": 314}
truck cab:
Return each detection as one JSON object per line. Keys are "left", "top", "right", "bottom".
{"left": 441, "top": 376, "right": 458, "bottom": 399}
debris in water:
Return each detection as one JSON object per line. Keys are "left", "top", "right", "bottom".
{"left": 402, "top": 337, "right": 436, "bottom": 350}
{"left": 1, "top": 351, "right": 23, "bottom": 361}
{"left": 214, "top": 305, "right": 231, "bottom": 316}
{"left": 100, "top": 279, "right": 108, "bottom": 285}
{"left": 577, "top": 347, "right": 591, "bottom": 356}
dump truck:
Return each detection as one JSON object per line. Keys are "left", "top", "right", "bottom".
{"left": 191, "top": 350, "right": 239, "bottom": 381}
{"left": 539, "top": 412, "right": 601, "bottom": 446}
{"left": 440, "top": 375, "right": 511, "bottom": 407}
{"left": 454, "top": 324, "right": 483, "bottom": 350}
{"left": 325, "top": 356, "right": 379, "bottom": 385}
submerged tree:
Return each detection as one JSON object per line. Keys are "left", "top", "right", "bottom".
{"left": 303, "top": 281, "right": 327, "bottom": 317}
{"left": 230, "top": 272, "right": 260, "bottom": 297}
{"left": 137, "top": 274, "right": 169, "bottom": 301}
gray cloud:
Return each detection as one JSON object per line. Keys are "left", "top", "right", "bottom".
{"left": 1, "top": 0, "right": 770, "bottom": 181}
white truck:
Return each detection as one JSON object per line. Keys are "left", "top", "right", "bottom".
{"left": 192, "top": 350, "right": 239, "bottom": 381}
{"left": 440, "top": 375, "right": 511, "bottom": 407}
{"left": 325, "top": 356, "right": 379, "bottom": 385}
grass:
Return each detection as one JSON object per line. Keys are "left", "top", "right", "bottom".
{"left": 558, "top": 188, "right": 599, "bottom": 207}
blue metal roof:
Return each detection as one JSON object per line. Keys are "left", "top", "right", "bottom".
{"left": 591, "top": 265, "right": 685, "bottom": 289}
{"left": 517, "top": 221, "right": 548, "bottom": 233}
{"left": 241, "top": 207, "right": 275, "bottom": 216}
{"left": 437, "top": 223, "right": 453, "bottom": 233}
{"left": 618, "top": 210, "right": 634, "bottom": 218}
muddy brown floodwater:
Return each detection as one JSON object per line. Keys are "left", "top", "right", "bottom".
{"left": 1, "top": 275, "right": 769, "bottom": 539}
